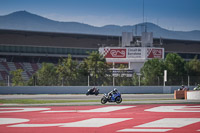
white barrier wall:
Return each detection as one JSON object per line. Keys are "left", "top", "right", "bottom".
{"left": 0, "top": 86, "right": 195, "bottom": 94}
{"left": 187, "top": 91, "right": 200, "bottom": 100}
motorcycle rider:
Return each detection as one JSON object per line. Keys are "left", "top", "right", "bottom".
{"left": 90, "top": 86, "right": 97, "bottom": 93}
{"left": 108, "top": 88, "right": 118, "bottom": 99}
{"left": 179, "top": 85, "right": 185, "bottom": 90}
{"left": 178, "top": 85, "right": 189, "bottom": 91}
{"left": 194, "top": 84, "right": 200, "bottom": 90}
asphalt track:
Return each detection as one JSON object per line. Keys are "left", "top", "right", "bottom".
{"left": 0, "top": 104, "right": 200, "bottom": 133}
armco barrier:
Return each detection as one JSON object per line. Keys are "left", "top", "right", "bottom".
{"left": 174, "top": 90, "right": 187, "bottom": 99}
{"left": 0, "top": 86, "right": 195, "bottom": 94}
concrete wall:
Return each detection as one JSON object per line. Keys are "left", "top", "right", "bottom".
{"left": 187, "top": 91, "right": 200, "bottom": 100}
{"left": 0, "top": 86, "right": 195, "bottom": 94}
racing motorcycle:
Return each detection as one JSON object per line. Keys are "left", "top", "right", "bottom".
{"left": 193, "top": 84, "right": 200, "bottom": 91}
{"left": 86, "top": 87, "right": 99, "bottom": 96}
{"left": 101, "top": 91, "right": 122, "bottom": 104}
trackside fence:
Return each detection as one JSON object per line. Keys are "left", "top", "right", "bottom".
{"left": 0, "top": 75, "right": 199, "bottom": 87}
{"left": 0, "top": 86, "right": 196, "bottom": 94}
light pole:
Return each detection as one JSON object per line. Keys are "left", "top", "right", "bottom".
{"left": 138, "top": 74, "right": 141, "bottom": 86}
{"left": 7, "top": 74, "right": 10, "bottom": 86}
{"left": 88, "top": 75, "right": 90, "bottom": 86}
{"left": 113, "top": 76, "right": 115, "bottom": 86}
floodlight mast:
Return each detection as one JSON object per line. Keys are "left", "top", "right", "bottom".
{"left": 143, "top": 0, "right": 144, "bottom": 24}
{"left": 142, "top": 0, "right": 147, "bottom": 32}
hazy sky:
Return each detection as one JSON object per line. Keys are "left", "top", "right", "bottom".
{"left": 0, "top": 0, "right": 200, "bottom": 31}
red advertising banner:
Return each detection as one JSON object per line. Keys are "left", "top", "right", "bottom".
{"left": 100, "top": 47, "right": 164, "bottom": 59}
{"left": 103, "top": 48, "right": 126, "bottom": 58}
{"left": 147, "top": 48, "right": 163, "bottom": 59}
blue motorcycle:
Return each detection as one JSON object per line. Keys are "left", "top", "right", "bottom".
{"left": 101, "top": 91, "right": 122, "bottom": 104}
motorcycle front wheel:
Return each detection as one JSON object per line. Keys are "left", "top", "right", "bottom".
{"left": 101, "top": 97, "right": 107, "bottom": 104}
{"left": 86, "top": 92, "right": 89, "bottom": 96}
{"left": 116, "top": 97, "right": 122, "bottom": 104}
{"left": 95, "top": 92, "right": 99, "bottom": 96}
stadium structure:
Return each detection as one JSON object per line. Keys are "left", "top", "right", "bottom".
{"left": 0, "top": 29, "right": 200, "bottom": 83}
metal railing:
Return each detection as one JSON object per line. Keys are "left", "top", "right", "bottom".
{"left": 1, "top": 75, "right": 199, "bottom": 87}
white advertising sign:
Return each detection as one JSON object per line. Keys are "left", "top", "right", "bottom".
{"left": 99, "top": 47, "right": 164, "bottom": 59}
{"left": 127, "top": 48, "right": 145, "bottom": 59}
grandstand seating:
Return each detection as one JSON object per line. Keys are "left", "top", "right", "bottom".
{"left": 7, "top": 62, "right": 17, "bottom": 71}
{"left": 31, "top": 63, "right": 39, "bottom": 72}
{"left": 1, "top": 62, "right": 10, "bottom": 71}
{"left": 23, "top": 62, "right": 34, "bottom": 72}
{"left": 0, "top": 73, "right": 3, "bottom": 80}
{"left": 0, "top": 71, "right": 7, "bottom": 80}
{"left": 0, "top": 62, "right": 42, "bottom": 81}
{"left": 14, "top": 62, "right": 24, "bottom": 70}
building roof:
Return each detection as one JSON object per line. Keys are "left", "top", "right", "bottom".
{"left": 0, "top": 29, "right": 200, "bottom": 54}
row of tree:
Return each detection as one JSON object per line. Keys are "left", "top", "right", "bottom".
{"left": 140, "top": 53, "right": 200, "bottom": 85}
{"left": 10, "top": 52, "right": 200, "bottom": 86}
{"left": 11, "top": 52, "right": 110, "bottom": 86}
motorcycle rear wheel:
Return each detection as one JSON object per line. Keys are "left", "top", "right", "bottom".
{"left": 116, "top": 97, "right": 122, "bottom": 104}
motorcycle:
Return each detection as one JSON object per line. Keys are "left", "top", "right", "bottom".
{"left": 178, "top": 85, "right": 189, "bottom": 91}
{"left": 193, "top": 85, "right": 200, "bottom": 91}
{"left": 86, "top": 88, "right": 99, "bottom": 96}
{"left": 101, "top": 91, "right": 122, "bottom": 104}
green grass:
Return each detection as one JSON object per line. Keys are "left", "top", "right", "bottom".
{"left": 124, "top": 99, "right": 174, "bottom": 101}
{"left": 0, "top": 99, "right": 174, "bottom": 104}
{"left": 0, "top": 99, "right": 99, "bottom": 104}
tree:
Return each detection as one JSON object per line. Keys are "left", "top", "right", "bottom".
{"left": 82, "top": 51, "right": 110, "bottom": 86}
{"left": 26, "top": 74, "right": 35, "bottom": 86}
{"left": 56, "top": 55, "right": 78, "bottom": 86}
{"left": 132, "top": 73, "right": 139, "bottom": 86}
{"left": 185, "top": 56, "right": 200, "bottom": 76}
{"left": 10, "top": 69, "right": 24, "bottom": 86}
{"left": 185, "top": 56, "right": 200, "bottom": 85}
{"left": 140, "top": 58, "right": 165, "bottom": 85}
{"left": 164, "top": 53, "right": 186, "bottom": 85}
{"left": 36, "top": 63, "right": 58, "bottom": 86}
{"left": 78, "top": 61, "right": 91, "bottom": 86}
{"left": 115, "top": 64, "right": 133, "bottom": 86}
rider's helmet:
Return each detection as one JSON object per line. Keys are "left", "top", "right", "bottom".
{"left": 182, "top": 85, "right": 185, "bottom": 88}
{"left": 113, "top": 88, "right": 118, "bottom": 92}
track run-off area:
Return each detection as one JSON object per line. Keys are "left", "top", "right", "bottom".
{"left": 0, "top": 104, "right": 200, "bottom": 133}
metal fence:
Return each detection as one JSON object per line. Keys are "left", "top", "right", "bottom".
{"left": 1, "top": 75, "right": 200, "bottom": 87}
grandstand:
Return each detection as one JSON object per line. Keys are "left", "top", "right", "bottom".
{"left": 0, "top": 62, "right": 39, "bottom": 81}
{"left": 0, "top": 29, "right": 200, "bottom": 83}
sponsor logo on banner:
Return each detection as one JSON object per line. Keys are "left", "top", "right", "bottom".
{"left": 147, "top": 48, "right": 163, "bottom": 59}
{"left": 104, "top": 48, "right": 126, "bottom": 58}
{"left": 127, "top": 48, "right": 145, "bottom": 58}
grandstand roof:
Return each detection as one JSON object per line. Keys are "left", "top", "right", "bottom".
{"left": 0, "top": 29, "right": 119, "bottom": 49}
{"left": 0, "top": 29, "right": 200, "bottom": 53}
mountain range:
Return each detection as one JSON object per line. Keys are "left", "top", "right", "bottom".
{"left": 0, "top": 11, "right": 200, "bottom": 41}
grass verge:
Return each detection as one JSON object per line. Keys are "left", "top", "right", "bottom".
{"left": 0, "top": 99, "right": 100, "bottom": 104}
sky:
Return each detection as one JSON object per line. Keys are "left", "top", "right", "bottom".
{"left": 0, "top": 0, "right": 200, "bottom": 31}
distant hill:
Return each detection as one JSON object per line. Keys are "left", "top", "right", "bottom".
{"left": 0, "top": 11, "right": 200, "bottom": 41}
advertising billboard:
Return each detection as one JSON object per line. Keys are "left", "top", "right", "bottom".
{"left": 99, "top": 47, "right": 164, "bottom": 59}
{"left": 147, "top": 48, "right": 164, "bottom": 59}
{"left": 127, "top": 48, "right": 145, "bottom": 59}
{"left": 101, "top": 48, "right": 126, "bottom": 58}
